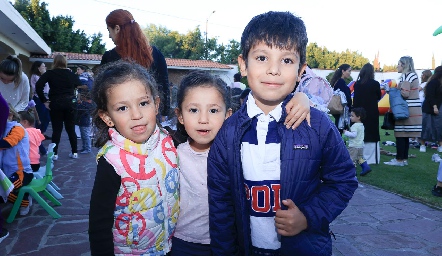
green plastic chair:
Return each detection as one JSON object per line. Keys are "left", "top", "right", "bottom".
{"left": 7, "top": 143, "right": 62, "bottom": 223}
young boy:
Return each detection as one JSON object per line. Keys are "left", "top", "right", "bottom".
{"left": 343, "top": 107, "right": 372, "bottom": 176}
{"left": 207, "top": 11, "right": 358, "bottom": 255}
{"left": 1, "top": 104, "right": 34, "bottom": 216}
{"left": 76, "top": 93, "right": 96, "bottom": 154}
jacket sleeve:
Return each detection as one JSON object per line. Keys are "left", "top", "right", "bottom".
{"left": 152, "top": 46, "right": 170, "bottom": 116}
{"left": 15, "top": 74, "right": 30, "bottom": 112}
{"left": 207, "top": 125, "right": 239, "bottom": 255}
{"left": 426, "top": 80, "right": 438, "bottom": 111}
{"left": 375, "top": 81, "right": 382, "bottom": 101}
{"left": 298, "top": 115, "right": 358, "bottom": 232}
{"left": 36, "top": 72, "right": 49, "bottom": 103}
{"left": 72, "top": 73, "right": 82, "bottom": 88}
{"left": 89, "top": 157, "right": 121, "bottom": 256}
{"left": 0, "top": 125, "right": 25, "bottom": 149}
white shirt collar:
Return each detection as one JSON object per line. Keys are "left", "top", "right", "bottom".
{"left": 246, "top": 93, "right": 282, "bottom": 122}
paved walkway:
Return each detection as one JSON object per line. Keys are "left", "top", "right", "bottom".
{"left": 1, "top": 134, "right": 442, "bottom": 255}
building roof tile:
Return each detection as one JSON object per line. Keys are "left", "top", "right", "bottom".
{"left": 30, "top": 52, "right": 233, "bottom": 70}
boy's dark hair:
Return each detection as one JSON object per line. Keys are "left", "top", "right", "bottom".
{"left": 352, "top": 107, "right": 366, "bottom": 120}
{"left": 240, "top": 11, "right": 308, "bottom": 70}
{"left": 18, "top": 110, "right": 35, "bottom": 126}
{"left": 174, "top": 70, "right": 230, "bottom": 146}
{"left": 92, "top": 60, "right": 159, "bottom": 148}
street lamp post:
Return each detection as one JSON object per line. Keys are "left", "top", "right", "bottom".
{"left": 205, "top": 10, "right": 215, "bottom": 60}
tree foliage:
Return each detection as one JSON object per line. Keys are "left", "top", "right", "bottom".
{"left": 13, "top": 0, "right": 106, "bottom": 54}
{"left": 144, "top": 24, "right": 240, "bottom": 64}
{"left": 306, "top": 43, "right": 369, "bottom": 70}
{"left": 14, "top": 1, "right": 379, "bottom": 68}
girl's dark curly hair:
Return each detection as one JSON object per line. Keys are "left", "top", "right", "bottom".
{"left": 92, "top": 60, "right": 158, "bottom": 147}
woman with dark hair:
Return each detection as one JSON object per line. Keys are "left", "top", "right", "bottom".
{"left": 30, "top": 61, "right": 51, "bottom": 138}
{"left": 0, "top": 55, "right": 30, "bottom": 112}
{"left": 101, "top": 9, "right": 170, "bottom": 120}
{"left": 330, "top": 63, "right": 352, "bottom": 132}
{"left": 353, "top": 63, "right": 382, "bottom": 164}
{"left": 36, "top": 54, "right": 82, "bottom": 160}
{"left": 421, "top": 66, "right": 442, "bottom": 153}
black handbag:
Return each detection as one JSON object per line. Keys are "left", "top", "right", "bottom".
{"left": 381, "top": 111, "right": 395, "bottom": 130}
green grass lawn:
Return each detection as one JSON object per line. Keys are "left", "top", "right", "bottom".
{"left": 341, "top": 116, "right": 442, "bottom": 209}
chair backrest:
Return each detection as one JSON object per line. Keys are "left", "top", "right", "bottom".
{"left": 36, "top": 143, "right": 56, "bottom": 190}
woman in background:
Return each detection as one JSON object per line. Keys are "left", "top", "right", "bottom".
{"left": 384, "top": 56, "right": 422, "bottom": 166}
{"left": 353, "top": 63, "right": 382, "bottom": 164}
{"left": 420, "top": 66, "right": 442, "bottom": 154}
{"left": 36, "top": 54, "right": 82, "bottom": 160}
{"left": 0, "top": 55, "right": 29, "bottom": 112}
{"left": 330, "top": 63, "right": 352, "bottom": 133}
{"left": 30, "top": 61, "right": 51, "bottom": 139}
{"left": 418, "top": 69, "right": 434, "bottom": 152}
{"left": 101, "top": 9, "right": 170, "bottom": 121}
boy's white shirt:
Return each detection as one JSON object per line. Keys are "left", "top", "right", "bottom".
{"left": 344, "top": 122, "right": 364, "bottom": 148}
{"left": 241, "top": 93, "right": 282, "bottom": 250}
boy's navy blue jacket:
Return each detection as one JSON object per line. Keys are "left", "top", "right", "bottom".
{"left": 207, "top": 94, "right": 358, "bottom": 256}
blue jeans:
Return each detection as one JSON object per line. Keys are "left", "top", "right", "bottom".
{"left": 33, "top": 95, "right": 50, "bottom": 133}
{"left": 80, "top": 125, "right": 91, "bottom": 152}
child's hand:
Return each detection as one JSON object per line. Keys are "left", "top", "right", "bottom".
{"left": 275, "top": 199, "right": 307, "bottom": 236}
{"left": 343, "top": 129, "right": 348, "bottom": 133}
{"left": 284, "top": 93, "right": 311, "bottom": 129}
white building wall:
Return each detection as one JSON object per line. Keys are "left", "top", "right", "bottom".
{"left": 311, "top": 69, "right": 430, "bottom": 83}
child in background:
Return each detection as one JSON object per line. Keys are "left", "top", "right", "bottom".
{"left": 18, "top": 104, "right": 45, "bottom": 172}
{"left": 88, "top": 61, "right": 179, "bottom": 255}
{"left": 344, "top": 107, "right": 372, "bottom": 176}
{"left": 207, "top": 11, "right": 357, "bottom": 255}
{"left": 1, "top": 103, "right": 34, "bottom": 216}
{"left": 76, "top": 92, "right": 96, "bottom": 154}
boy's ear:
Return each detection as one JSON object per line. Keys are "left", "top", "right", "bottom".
{"left": 225, "top": 108, "right": 233, "bottom": 119}
{"left": 238, "top": 54, "right": 247, "bottom": 77}
{"left": 175, "top": 108, "right": 184, "bottom": 125}
{"left": 98, "top": 110, "right": 114, "bottom": 127}
{"left": 297, "top": 63, "right": 308, "bottom": 82}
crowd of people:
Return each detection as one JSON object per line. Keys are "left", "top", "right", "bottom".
{"left": 333, "top": 58, "right": 442, "bottom": 198}
{"left": 0, "top": 7, "right": 440, "bottom": 255}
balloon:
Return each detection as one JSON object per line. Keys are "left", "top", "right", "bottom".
{"left": 381, "top": 79, "right": 397, "bottom": 88}
{"left": 433, "top": 26, "right": 442, "bottom": 36}
{"left": 378, "top": 94, "right": 390, "bottom": 115}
